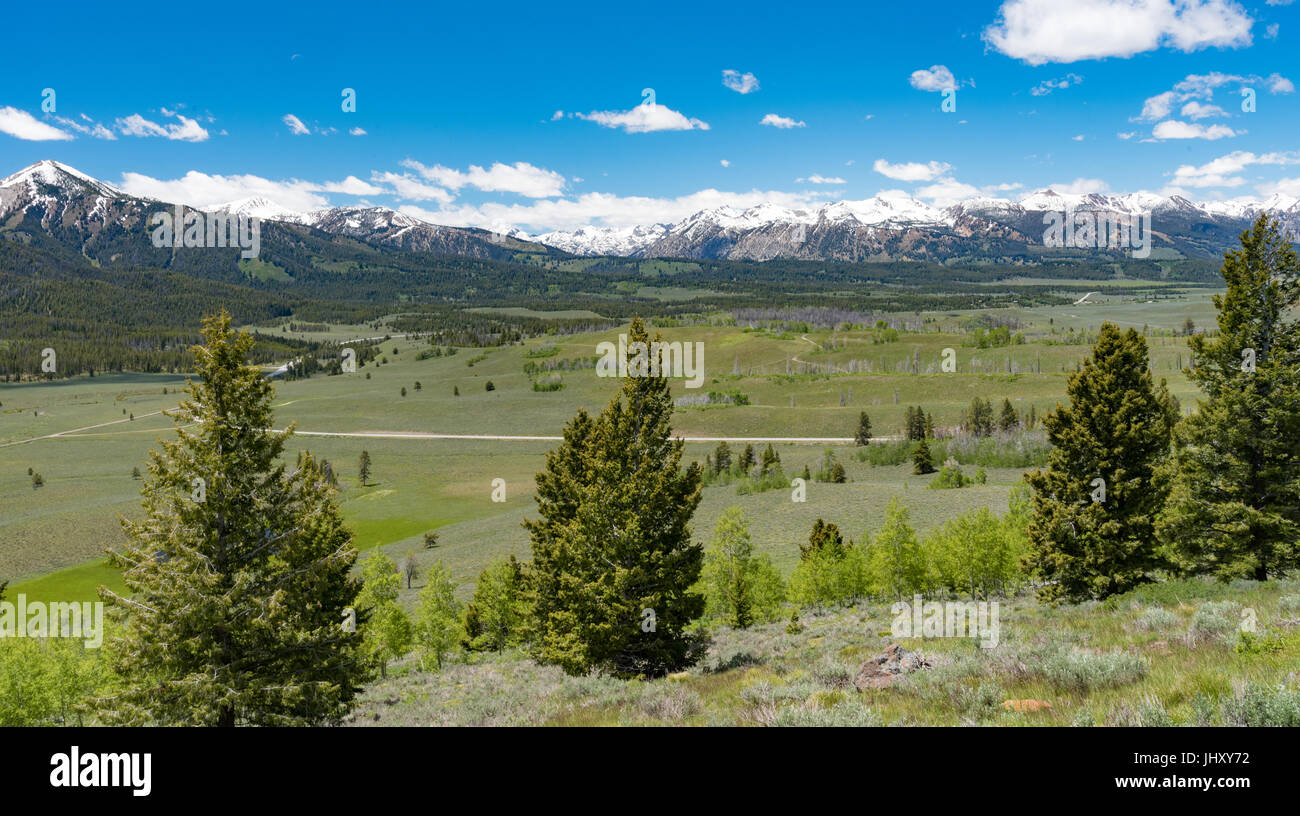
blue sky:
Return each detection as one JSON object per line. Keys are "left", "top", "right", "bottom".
{"left": 1, "top": 0, "right": 1297, "bottom": 231}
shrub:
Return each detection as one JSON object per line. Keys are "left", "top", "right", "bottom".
{"left": 1033, "top": 649, "right": 1148, "bottom": 692}
{"left": 1222, "top": 684, "right": 1300, "bottom": 727}
{"left": 770, "top": 701, "right": 883, "bottom": 727}
{"left": 928, "top": 463, "right": 971, "bottom": 489}
{"left": 1278, "top": 593, "right": 1300, "bottom": 617}
{"left": 1134, "top": 606, "right": 1178, "bottom": 632}
{"left": 1186, "top": 601, "right": 1241, "bottom": 645}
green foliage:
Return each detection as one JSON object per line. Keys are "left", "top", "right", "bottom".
{"left": 357, "top": 550, "right": 411, "bottom": 675}
{"left": 0, "top": 636, "right": 112, "bottom": 726}
{"left": 98, "top": 311, "right": 367, "bottom": 726}
{"left": 911, "top": 439, "right": 936, "bottom": 474}
{"left": 789, "top": 533, "right": 871, "bottom": 607}
{"left": 700, "top": 507, "right": 786, "bottom": 627}
{"left": 926, "top": 507, "right": 1025, "bottom": 598}
{"left": 928, "top": 463, "right": 971, "bottom": 489}
{"left": 962, "top": 397, "right": 995, "bottom": 437}
{"left": 855, "top": 411, "right": 872, "bottom": 446}
{"left": 415, "top": 561, "right": 462, "bottom": 670}
{"left": 358, "top": 450, "right": 372, "bottom": 486}
{"left": 867, "top": 498, "right": 930, "bottom": 599}
{"left": 462, "top": 556, "right": 528, "bottom": 651}
{"left": 524, "top": 318, "right": 706, "bottom": 678}
{"left": 1159, "top": 215, "right": 1300, "bottom": 581}
{"left": 1025, "top": 323, "right": 1178, "bottom": 603}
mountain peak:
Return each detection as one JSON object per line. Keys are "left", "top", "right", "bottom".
{"left": 0, "top": 159, "right": 123, "bottom": 198}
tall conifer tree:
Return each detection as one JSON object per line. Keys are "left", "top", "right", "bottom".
{"left": 99, "top": 311, "right": 367, "bottom": 725}
{"left": 1158, "top": 215, "right": 1300, "bottom": 580}
{"left": 524, "top": 319, "right": 706, "bottom": 678}
{"left": 1024, "top": 323, "right": 1177, "bottom": 602}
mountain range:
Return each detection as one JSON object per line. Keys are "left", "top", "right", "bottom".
{"left": 2, "top": 160, "right": 1297, "bottom": 265}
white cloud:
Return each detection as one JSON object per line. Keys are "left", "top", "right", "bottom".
{"left": 117, "top": 110, "right": 209, "bottom": 142}
{"left": 1266, "top": 23, "right": 1280, "bottom": 38}
{"left": 1139, "top": 72, "right": 1293, "bottom": 120}
{"left": 796, "top": 174, "right": 846, "bottom": 184}
{"left": 1072, "top": 134, "right": 1085, "bottom": 141}
{"left": 1257, "top": 177, "right": 1300, "bottom": 197}
{"left": 759, "top": 113, "right": 806, "bottom": 128}
{"left": 1169, "top": 150, "right": 1300, "bottom": 187}
{"left": 722, "top": 70, "right": 760, "bottom": 94}
{"left": 349, "top": 127, "right": 367, "bottom": 136}
{"left": 116, "top": 170, "right": 368, "bottom": 211}
{"left": 1118, "top": 131, "right": 1137, "bottom": 139}
{"left": 1030, "top": 73, "right": 1083, "bottom": 95}
{"left": 1152, "top": 120, "right": 1238, "bottom": 139}
{"left": 400, "top": 160, "right": 566, "bottom": 198}
{"left": 551, "top": 110, "right": 564, "bottom": 120}
{"left": 51, "top": 114, "right": 115, "bottom": 140}
{"left": 369, "top": 171, "right": 454, "bottom": 203}
{"left": 1180, "top": 100, "right": 1226, "bottom": 118}
{"left": 1046, "top": 178, "right": 1110, "bottom": 194}
{"left": 720, "top": 159, "right": 730, "bottom": 167}
{"left": 984, "top": 0, "right": 1254, "bottom": 64}
{"left": 915, "top": 178, "right": 982, "bottom": 206}
{"left": 575, "top": 104, "right": 709, "bottom": 133}
{"left": 0, "top": 107, "right": 72, "bottom": 141}
{"left": 282, "top": 114, "right": 310, "bottom": 135}
{"left": 909, "top": 65, "right": 959, "bottom": 92}
{"left": 872, "top": 159, "right": 952, "bottom": 182}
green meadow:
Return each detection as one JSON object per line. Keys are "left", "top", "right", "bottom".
{"left": 1, "top": 296, "right": 1206, "bottom": 606}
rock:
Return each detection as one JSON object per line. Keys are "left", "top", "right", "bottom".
{"left": 854, "top": 643, "right": 930, "bottom": 690}
{"left": 1002, "top": 699, "right": 1053, "bottom": 712}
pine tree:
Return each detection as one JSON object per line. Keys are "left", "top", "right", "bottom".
{"left": 712, "top": 441, "right": 732, "bottom": 475}
{"left": 1158, "top": 215, "right": 1300, "bottom": 580}
{"left": 965, "top": 397, "right": 994, "bottom": 437}
{"left": 738, "top": 444, "right": 756, "bottom": 475}
{"left": 999, "top": 398, "right": 1019, "bottom": 433}
{"left": 358, "top": 450, "right": 372, "bottom": 486}
{"left": 98, "top": 311, "right": 367, "bottom": 726}
{"left": 912, "top": 439, "right": 936, "bottom": 474}
{"left": 799, "top": 518, "right": 847, "bottom": 560}
{"left": 523, "top": 318, "right": 706, "bottom": 678}
{"left": 760, "top": 443, "right": 781, "bottom": 475}
{"left": 855, "top": 411, "right": 872, "bottom": 446}
{"left": 1024, "top": 323, "right": 1178, "bottom": 603}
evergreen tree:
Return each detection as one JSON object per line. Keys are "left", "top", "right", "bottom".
{"left": 799, "top": 518, "right": 847, "bottom": 560}
{"left": 737, "top": 444, "right": 756, "bottom": 475}
{"left": 924, "top": 412, "right": 935, "bottom": 439}
{"left": 912, "top": 439, "right": 936, "bottom": 474}
{"left": 965, "top": 397, "right": 994, "bottom": 437}
{"left": 358, "top": 450, "right": 372, "bottom": 486}
{"left": 999, "top": 398, "right": 1019, "bottom": 433}
{"left": 99, "top": 311, "right": 367, "bottom": 726}
{"left": 760, "top": 443, "right": 781, "bottom": 475}
{"left": 904, "top": 406, "right": 926, "bottom": 441}
{"left": 712, "top": 441, "right": 732, "bottom": 475}
{"left": 524, "top": 318, "right": 706, "bottom": 678}
{"left": 1024, "top": 323, "right": 1178, "bottom": 603}
{"left": 855, "top": 411, "right": 872, "bottom": 445}
{"left": 1158, "top": 216, "right": 1300, "bottom": 580}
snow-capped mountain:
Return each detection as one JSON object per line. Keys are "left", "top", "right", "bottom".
{"left": 4, "top": 160, "right": 1299, "bottom": 265}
